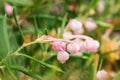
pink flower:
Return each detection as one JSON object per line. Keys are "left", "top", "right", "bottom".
{"left": 84, "top": 21, "right": 97, "bottom": 31}
{"left": 82, "top": 40, "right": 100, "bottom": 52}
{"left": 97, "top": 70, "right": 109, "bottom": 80}
{"left": 57, "top": 51, "right": 69, "bottom": 64}
{"left": 4, "top": 3, "right": 13, "bottom": 16}
{"left": 52, "top": 41, "right": 66, "bottom": 52}
{"left": 66, "top": 19, "right": 84, "bottom": 34}
{"left": 67, "top": 42, "right": 80, "bottom": 54}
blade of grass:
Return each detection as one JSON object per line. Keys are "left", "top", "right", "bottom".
{"left": 0, "top": 65, "right": 42, "bottom": 79}
{"left": 1, "top": 0, "right": 33, "bottom": 6}
{"left": 15, "top": 53, "right": 63, "bottom": 73}
{"left": 84, "top": 0, "right": 99, "bottom": 18}
{"left": 13, "top": 7, "right": 25, "bottom": 42}
{"left": 31, "top": 14, "right": 65, "bottom": 21}
{"left": 0, "top": 14, "right": 10, "bottom": 60}
{"left": 4, "top": 60, "right": 17, "bottom": 80}
{"left": 33, "top": 16, "right": 44, "bottom": 51}
{"left": 11, "top": 66, "right": 42, "bottom": 80}
{"left": 96, "top": 21, "right": 113, "bottom": 28}
{"left": 59, "top": 14, "right": 67, "bottom": 38}
{"left": 34, "top": 16, "right": 39, "bottom": 38}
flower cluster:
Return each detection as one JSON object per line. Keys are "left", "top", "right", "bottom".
{"left": 64, "top": 19, "right": 97, "bottom": 35}
{"left": 49, "top": 19, "right": 100, "bottom": 64}
{"left": 50, "top": 35, "right": 99, "bottom": 63}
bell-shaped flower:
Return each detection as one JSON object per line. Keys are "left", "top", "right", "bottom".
{"left": 57, "top": 51, "right": 69, "bottom": 64}
{"left": 67, "top": 42, "right": 80, "bottom": 54}
{"left": 66, "top": 19, "right": 84, "bottom": 34}
{"left": 52, "top": 41, "right": 66, "bottom": 52}
{"left": 83, "top": 40, "right": 100, "bottom": 52}
{"left": 84, "top": 21, "right": 97, "bottom": 31}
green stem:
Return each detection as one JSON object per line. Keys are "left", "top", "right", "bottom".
{"left": 34, "top": 16, "right": 39, "bottom": 38}
{"left": 14, "top": 41, "right": 37, "bottom": 54}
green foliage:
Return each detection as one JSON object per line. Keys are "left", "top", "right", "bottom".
{"left": 0, "top": 0, "right": 120, "bottom": 80}
{"left": 0, "top": 15, "right": 10, "bottom": 60}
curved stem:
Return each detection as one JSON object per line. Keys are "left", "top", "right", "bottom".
{"left": 14, "top": 41, "right": 37, "bottom": 54}
{"left": 69, "top": 35, "right": 93, "bottom": 40}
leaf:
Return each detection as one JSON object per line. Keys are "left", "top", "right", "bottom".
{"left": 34, "top": 16, "right": 39, "bottom": 38}
{"left": 4, "top": 61, "right": 17, "bottom": 80}
{"left": 1, "top": 0, "right": 33, "bottom": 7}
{"left": 96, "top": 21, "right": 113, "bottom": 28}
{"left": 0, "top": 15, "right": 10, "bottom": 60}
{"left": 59, "top": 14, "right": 67, "bottom": 38}
{"left": 16, "top": 53, "right": 63, "bottom": 73}
{"left": 13, "top": 7, "right": 24, "bottom": 42}
{"left": 102, "top": 0, "right": 110, "bottom": 16}
{"left": 89, "top": 0, "right": 99, "bottom": 9}
{"left": 11, "top": 66, "right": 42, "bottom": 80}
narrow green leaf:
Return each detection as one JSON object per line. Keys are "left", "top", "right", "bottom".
{"left": 59, "top": 14, "right": 67, "bottom": 38}
{"left": 96, "top": 21, "right": 113, "bottom": 28}
{"left": 0, "top": 15, "right": 10, "bottom": 60}
{"left": 84, "top": 0, "right": 99, "bottom": 17}
{"left": 34, "top": 16, "right": 39, "bottom": 38}
{"left": 16, "top": 53, "right": 63, "bottom": 73}
{"left": 102, "top": 0, "right": 110, "bottom": 16}
{"left": 11, "top": 66, "right": 42, "bottom": 80}
{"left": 13, "top": 7, "right": 25, "bottom": 42}
{"left": 4, "top": 61, "right": 17, "bottom": 80}
{"left": 1, "top": 0, "right": 33, "bottom": 6}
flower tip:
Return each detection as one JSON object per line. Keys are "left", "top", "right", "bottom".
{"left": 4, "top": 3, "right": 13, "bottom": 16}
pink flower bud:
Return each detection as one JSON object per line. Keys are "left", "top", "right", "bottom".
{"left": 57, "top": 51, "right": 69, "bottom": 64}
{"left": 83, "top": 40, "right": 100, "bottom": 52}
{"left": 97, "top": 70, "right": 109, "bottom": 80}
{"left": 4, "top": 3, "right": 13, "bottom": 16}
{"left": 67, "top": 42, "right": 80, "bottom": 54}
{"left": 52, "top": 41, "right": 66, "bottom": 52}
{"left": 84, "top": 21, "right": 97, "bottom": 31}
{"left": 67, "top": 19, "right": 84, "bottom": 34}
